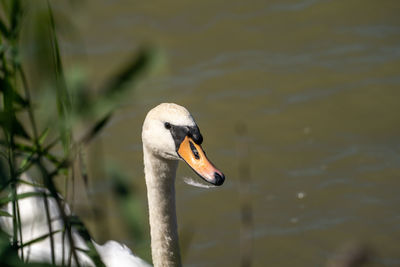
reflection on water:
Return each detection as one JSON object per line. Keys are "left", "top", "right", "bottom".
{"left": 59, "top": 0, "right": 400, "bottom": 266}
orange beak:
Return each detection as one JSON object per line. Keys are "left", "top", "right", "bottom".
{"left": 177, "top": 136, "right": 225, "bottom": 186}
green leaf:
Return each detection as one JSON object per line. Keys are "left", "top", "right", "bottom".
{"left": 13, "top": 143, "right": 35, "bottom": 153}
{"left": 0, "top": 44, "right": 5, "bottom": 56}
{"left": 19, "top": 230, "right": 62, "bottom": 248}
{"left": 10, "top": 0, "right": 22, "bottom": 37}
{"left": 0, "top": 210, "right": 12, "bottom": 217}
{"left": 0, "top": 18, "right": 8, "bottom": 37}
{"left": 38, "top": 127, "right": 49, "bottom": 145}
{"left": 101, "top": 48, "right": 152, "bottom": 98}
{"left": 0, "top": 191, "right": 50, "bottom": 206}
{"left": 17, "top": 179, "right": 46, "bottom": 189}
{"left": 46, "top": 2, "right": 72, "bottom": 153}
{"left": 18, "top": 129, "right": 52, "bottom": 170}
{"left": 0, "top": 112, "right": 30, "bottom": 140}
{"left": 14, "top": 142, "right": 62, "bottom": 166}
{"left": 0, "top": 77, "right": 29, "bottom": 108}
{"left": 19, "top": 155, "right": 31, "bottom": 170}
{"left": 11, "top": 116, "right": 30, "bottom": 139}
{"left": 74, "top": 247, "right": 90, "bottom": 253}
{"left": 81, "top": 112, "right": 112, "bottom": 144}
{"left": 0, "top": 76, "right": 30, "bottom": 139}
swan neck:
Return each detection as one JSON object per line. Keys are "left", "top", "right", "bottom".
{"left": 143, "top": 146, "right": 181, "bottom": 267}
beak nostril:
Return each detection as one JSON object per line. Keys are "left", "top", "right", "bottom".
{"left": 189, "top": 141, "right": 200, "bottom": 159}
{"left": 213, "top": 172, "right": 225, "bottom": 186}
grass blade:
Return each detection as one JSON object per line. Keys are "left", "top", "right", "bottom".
{"left": 102, "top": 48, "right": 152, "bottom": 97}
{"left": 0, "top": 210, "right": 13, "bottom": 217}
{"left": 0, "top": 79, "right": 29, "bottom": 107}
{"left": 0, "top": 18, "right": 9, "bottom": 37}
{"left": 81, "top": 112, "right": 112, "bottom": 144}
{"left": 0, "top": 191, "right": 51, "bottom": 206}
{"left": 0, "top": 112, "right": 30, "bottom": 140}
{"left": 18, "top": 230, "right": 62, "bottom": 249}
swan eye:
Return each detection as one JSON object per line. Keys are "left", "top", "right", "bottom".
{"left": 164, "top": 122, "right": 171, "bottom": 129}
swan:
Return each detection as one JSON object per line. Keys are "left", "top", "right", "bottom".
{"left": 0, "top": 103, "right": 225, "bottom": 267}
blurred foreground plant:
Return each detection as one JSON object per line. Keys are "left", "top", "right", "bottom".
{"left": 0, "top": 0, "right": 153, "bottom": 266}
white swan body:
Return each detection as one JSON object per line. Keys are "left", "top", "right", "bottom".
{"left": 0, "top": 174, "right": 151, "bottom": 267}
{"left": 0, "top": 103, "right": 225, "bottom": 267}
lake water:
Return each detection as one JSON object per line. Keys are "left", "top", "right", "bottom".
{"left": 57, "top": 0, "right": 400, "bottom": 266}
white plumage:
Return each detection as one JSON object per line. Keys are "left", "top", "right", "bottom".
{"left": 0, "top": 174, "right": 150, "bottom": 267}
{"left": 0, "top": 103, "right": 224, "bottom": 267}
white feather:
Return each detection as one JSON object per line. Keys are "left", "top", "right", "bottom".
{"left": 183, "top": 177, "right": 217, "bottom": 189}
{"left": 0, "top": 103, "right": 221, "bottom": 267}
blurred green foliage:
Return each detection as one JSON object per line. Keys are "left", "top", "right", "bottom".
{"left": 0, "top": 0, "right": 153, "bottom": 265}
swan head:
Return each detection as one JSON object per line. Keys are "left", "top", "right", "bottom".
{"left": 142, "top": 103, "right": 225, "bottom": 186}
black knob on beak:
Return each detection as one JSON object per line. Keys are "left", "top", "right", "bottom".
{"left": 213, "top": 172, "right": 225, "bottom": 186}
